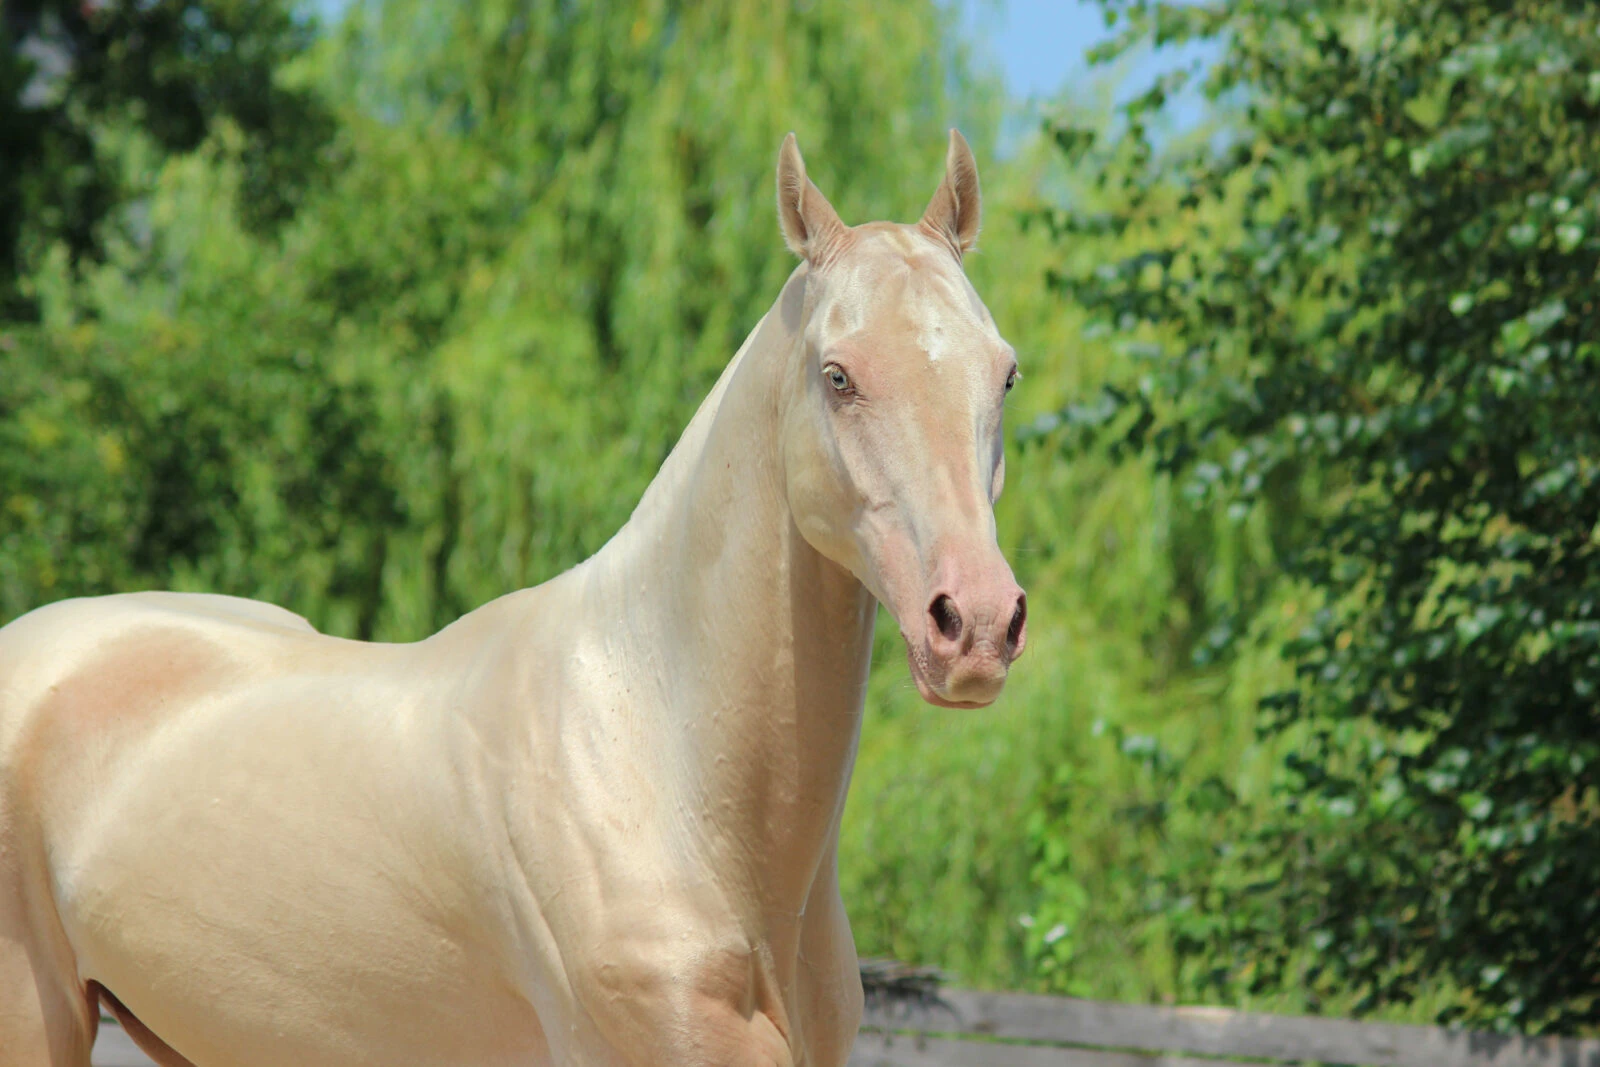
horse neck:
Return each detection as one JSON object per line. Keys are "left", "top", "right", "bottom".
{"left": 585, "top": 268, "right": 877, "bottom": 914}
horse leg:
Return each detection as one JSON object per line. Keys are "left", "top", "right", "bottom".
{"left": 0, "top": 871, "right": 96, "bottom": 1067}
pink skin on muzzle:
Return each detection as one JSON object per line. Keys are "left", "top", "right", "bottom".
{"left": 894, "top": 543, "right": 1026, "bottom": 709}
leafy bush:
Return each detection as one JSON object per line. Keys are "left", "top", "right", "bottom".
{"left": 1043, "top": 0, "right": 1600, "bottom": 1032}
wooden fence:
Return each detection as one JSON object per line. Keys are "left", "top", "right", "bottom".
{"left": 850, "top": 989, "right": 1600, "bottom": 1067}
{"left": 91, "top": 991, "right": 1600, "bottom": 1066}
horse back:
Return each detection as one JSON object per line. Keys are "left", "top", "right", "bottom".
{"left": 0, "top": 592, "right": 327, "bottom": 828}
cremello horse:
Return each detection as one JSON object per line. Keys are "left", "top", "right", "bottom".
{"left": 0, "top": 132, "right": 1025, "bottom": 1067}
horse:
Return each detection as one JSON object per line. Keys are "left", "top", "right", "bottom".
{"left": 0, "top": 131, "right": 1025, "bottom": 1067}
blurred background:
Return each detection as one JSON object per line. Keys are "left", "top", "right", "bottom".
{"left": 3, "top": 0, "right": 1596, "bottom": 1035}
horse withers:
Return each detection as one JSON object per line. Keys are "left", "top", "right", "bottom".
{"left": 0, "top": 131, "right": 1024, "bottom": 1067}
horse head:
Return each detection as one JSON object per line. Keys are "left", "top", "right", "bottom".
{"left": 775, "top": 131, "right": 1026, "bottom": 709}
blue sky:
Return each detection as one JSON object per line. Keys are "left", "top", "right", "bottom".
{"left": 959, "top": 0, "right": 1215, "bottom": 142}
{"left": 959, "top": 0, "right": 1116, "bottom": 100}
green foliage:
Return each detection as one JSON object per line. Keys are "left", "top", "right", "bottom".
{"left": 0, "top": 1, "right": 332, "bottom": 316}
{"left": 1042, "top": 0, "right": 1600, "bottom": 1032}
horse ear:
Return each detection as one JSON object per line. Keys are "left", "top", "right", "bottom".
{"left": 776, "top": 133, "right": 847, "bottom": 263}
{"left": 920, "top": 128, "right": 981, "bottom": 257}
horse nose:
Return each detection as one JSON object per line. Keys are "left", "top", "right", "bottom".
{"left": 925, "top": 586, "right": 1027, "bottom": 667}
{"left": 1005, "top": 592, "right": 1027, "bottom": 662}
{"left": 928, "top": 593, "right": 966, "bottom": 650}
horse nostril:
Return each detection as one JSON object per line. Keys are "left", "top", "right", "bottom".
{"left": 1006, "top": 594, "right": 1027, "bottom": 659}
{"left": 929, "top": 594, "right": 963, "bottom": 645}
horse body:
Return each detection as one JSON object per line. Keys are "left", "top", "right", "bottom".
{"left": 0, "top": 133, "right": 1020, "bottom": 1066}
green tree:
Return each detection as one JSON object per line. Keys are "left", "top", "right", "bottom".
{"left": 0, "top": 0, "right": 332, "bottom": 317}
{"left": 1046, "top": 0, "right": 1600, "bottom": 1031}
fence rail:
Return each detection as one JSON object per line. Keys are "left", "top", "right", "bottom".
{"left": 851, "top": 989, "right": 1600, "bottom": 1067}
{"left": 91, "top": 991, "right": 1600, "bottom": 1066}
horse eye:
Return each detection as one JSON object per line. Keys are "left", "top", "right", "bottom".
{"left": 1005, "top": 367, "right": 1019, "bottom": 392}
{"left": 826, "top": 365, "right": 851, "bottom": 392}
